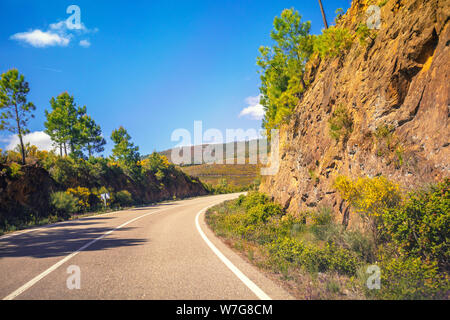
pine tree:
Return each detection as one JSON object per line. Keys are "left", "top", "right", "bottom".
{"left": 110, "top": 126, "right": 140, "bottom": 167}
{"left": 79, "top": 114, "right": 106, "bottom": 157}
{"left": 0, "top": 69, "right": 36, "bottom": 164}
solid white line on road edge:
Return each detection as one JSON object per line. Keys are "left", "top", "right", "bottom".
{"left": 195, "top": 205, "right": 272, "bottom": 301}
{"left": 3, "top": 207, "right": 172, "bottom": 300}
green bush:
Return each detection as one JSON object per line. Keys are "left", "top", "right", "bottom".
{"left": 50, "top": 192, "right": 79, "bottom": 216}
{"left": 313, "top": 26, "right": 353, "bottom": 58}
{"left": 342, "top": 230, "right": 376, "bottom": 263}
{"left": 375, "top": 256, "right": 449, "bottom": 300}
{"left": 8, "top": 162, "right": 24, "bottom": 179}
{"left": 355, "top": 23, "right": 376, "bottom": 46}
{"left": 238, "top": 192, "right": 270, "bottom": 210}
{"left": 246, "top": 203, "right": 283, "bottom": 225}
{"left": 311, "top": 207, "right": 333, "bottom": 226}
{"left": 382, "top": 180, "right": 449, "bottom": 269}
{"left": 268, "top": 237, "right": 360, "bottom": 276}
{"left": 328, "top": 105, "right": 353, "bottom": 142}
{"left": 114, "top": 190, "right": 134, "bottom": 207}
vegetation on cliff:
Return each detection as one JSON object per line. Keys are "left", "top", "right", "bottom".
{"left": 257, "top": 7, "right": 373, "bottom": 136}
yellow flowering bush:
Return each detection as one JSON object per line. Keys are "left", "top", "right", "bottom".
{"left": 334, "top": 175, "right": 402, "bottom": 244}
{"left": 334, "top": 175, "right": 402, "bottom": 218}
{"left": 66, "top": 187, "right": 91, "bottom": 212}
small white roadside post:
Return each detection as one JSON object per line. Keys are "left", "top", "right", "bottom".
{"left": 100, "top": 193, "right": 110, "bottom": 208}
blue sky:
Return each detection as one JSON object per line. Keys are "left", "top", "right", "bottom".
{"left": 0, "top": 0, "right": 351, "bottom": 155}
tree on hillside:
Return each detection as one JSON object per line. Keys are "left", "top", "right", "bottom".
{"left": 257, "top": 9, "right": 314, "bottom": 135}
{"left": 45, "top": 92, "right": 105, "bottom": 158}
{"left": 110, "top": 126, "right": 140, "bottom": 168}
{"left": 45, "top": 92, "right": 81, "bottom": 156}
{"left": 79, "top": 114, "right": 106, "bottom": 157}
{"left": 0, "top": 69, "right": 36, "bottom": 164}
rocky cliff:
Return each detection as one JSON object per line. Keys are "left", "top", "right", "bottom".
{"left": 260, "top": 0, "right": 449, "bottom": 227}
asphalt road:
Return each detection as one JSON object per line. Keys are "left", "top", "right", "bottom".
{"left": 0, "top": 194, "right": 293, "bottom": 300}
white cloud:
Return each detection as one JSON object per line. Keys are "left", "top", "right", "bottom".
{"left": 11, "top": 18, "right": 98, "bottom": 48}
{"left": 239, "top": 95, "right": 265, "bottom": 120}
{"left": 10, "top": 29, "right": 70, "bottom": 48}
{"left": 79, "top": 39, "right": 91, "bottom": 48}
{"left": 3, "top": 131, "right": 55, "bottom": 151}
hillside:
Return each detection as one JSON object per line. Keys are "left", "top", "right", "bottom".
{"left": 260, "top": 0, "right": 449, "bottom": 227}
{"left": 0, "top": 151, "right": 207, "bottom": 231}
{"left": 159, "top": 140, "right": 265, "bottom": 188}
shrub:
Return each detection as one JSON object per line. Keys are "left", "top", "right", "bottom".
{"left": 311, "top": 207, "right": 333, "bottom": 226}
{"left": 66, "top": 187, "right": 91, "bottom": 212}
{"left": 374, "top": 124, "right": 400, "bottom": 158}
{"left": 246, "top": 203, "right": 283, "bottom": 225}
{"left": 238, "top": 192, "right": 270, "bottom": 210}
{"left": 268, "top": 237, "right": 305, "bottom": 264}
{"left": 334, "top": 8, "right": 345, "bottom": 24}
{"left": 328, "top": 105, "right": 353, "bottom": 142}
{"left": 342, "top": 230, "right": 376, "bottom": 263}
{"left": 6, "top": 150, "right": 22, "bottom": 163}
{"left": 313, "top": 26, "right": 353, "bottom": 58}
{"left": 355, "top": 23, "right": 376, "bottom": 46}
{"left": 382, "top": 180, "right": 449, "bottom": 269}
{"left": 268, "top": 237, "right": 360, "bottom": 276}
{"left": 8, "top": 162, "right": 24, "bottom": 179}
{"left": 334, "top": 175, "right": 402, "bottom": 243}
{"left": 334, "top": 175, "right": 402, "bottom": 218}
{"left": 375, "top": 256, "right": 449, "bottom": 300}
{"left": 114, "top": 190, "right": 134, "bottom": 207}
{"left": 50, "top": 192, "right": 79, "bottom": 216}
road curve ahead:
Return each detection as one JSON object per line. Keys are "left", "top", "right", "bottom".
{"left": 0, "top": 194, "right": 293, "bottom": 300}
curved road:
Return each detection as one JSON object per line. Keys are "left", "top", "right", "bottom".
{"left": 0, "top": 194, "right": 293, "bottom": 300}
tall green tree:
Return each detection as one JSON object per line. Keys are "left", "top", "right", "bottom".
{"left": 257, "top": 9, "right": 314, "bottom": 134}
{"left": 110, "top": 126, "right": 140, "bottom": 168}
{"left": 0, "top": 69, "right": 36, "bottom": 164}
{"left": 79, "top": 114, "right": 106, "bottom": 157}
{"left": 45, "top": 92, "right": 103, "bottom": 158}
{"left": 45, "top": 92, "right": 80, "bottom": 156}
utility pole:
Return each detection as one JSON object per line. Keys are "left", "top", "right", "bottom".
{"left": 318, "top": 0, "right": 329, "bottom": 29}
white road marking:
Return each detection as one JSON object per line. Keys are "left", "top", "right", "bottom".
{"left": 0, "top": 208, "right": 130, "bottom": 240}
{"left": 3, "top": 207, "right": 172, "bottom": 300}
{"left": 195, "top": 204, "right": 272, "bottom": 301}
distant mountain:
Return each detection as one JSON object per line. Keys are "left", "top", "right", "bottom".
{"left": 159, "top": 139, "right": 268, "bottom": 166}
{"left": 158, "top": 140, "right": 267, "bottom": 188}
